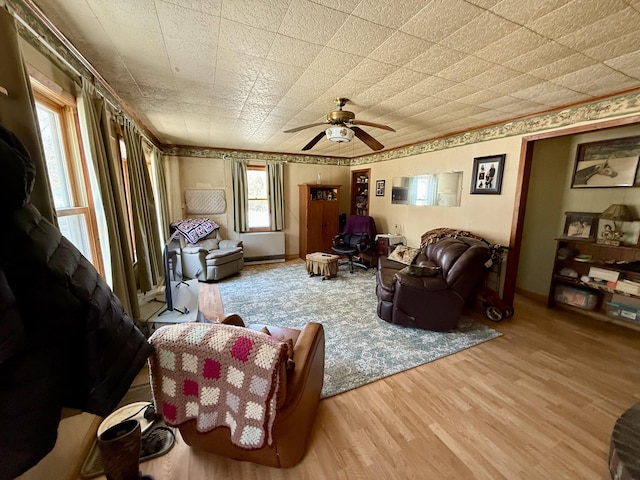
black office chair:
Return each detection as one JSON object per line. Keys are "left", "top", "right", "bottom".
{"left": 332, "top": 232, "right": 370, "bottom": 273}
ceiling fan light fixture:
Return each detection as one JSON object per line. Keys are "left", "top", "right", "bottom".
{"left": 325, "top": 126, "right": 354, "bottom": 143}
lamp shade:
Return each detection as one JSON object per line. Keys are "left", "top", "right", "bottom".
{"left": 601, "top": 204, "right": 631, "bottom": 221}
{"left": 325, "top": 126, "right": 354, "bottom": 143}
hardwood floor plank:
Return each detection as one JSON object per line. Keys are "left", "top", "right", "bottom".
{"left": 98, "top": 275, "right": 640, "bottom": 480}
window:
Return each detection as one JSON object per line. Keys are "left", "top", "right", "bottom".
{"left": 247, "top": 166, "right": 269, "bottom": 230}
{"left": 33, "top": 87, "right": 104, "bottom": 275}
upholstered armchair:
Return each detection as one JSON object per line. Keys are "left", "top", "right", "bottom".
{"left": 376, "top": 236, "right": 490, "bottom": 331}
{"left": 148, "top": 315, "right": 325, "bottom": 468}
{"left": 180, "top": 231, "right": 244, "bottom": 282}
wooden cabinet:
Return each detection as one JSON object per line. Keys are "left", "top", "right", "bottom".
{"left": 548, "top": 238, "right": 640, "bottom": 331}
{"left": 350, "top": 169, "right": 370, "bottom": 216}
{"left": 299, "top": 184, "right": 340, "bottom": 258}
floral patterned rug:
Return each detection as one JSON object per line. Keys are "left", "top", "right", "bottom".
{"left": 218, "top": 262, "right": 502, "bottom": 398}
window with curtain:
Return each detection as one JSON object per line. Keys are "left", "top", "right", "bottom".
{"left": 247, "top": 165, "right": 269, "bottom": 230}
{"left": 33, "top": 88, "right": 105, "bottom": 275}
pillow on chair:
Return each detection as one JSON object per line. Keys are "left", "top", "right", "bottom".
{"left": 388, "top": 245, "right": 420, "bottom": 265}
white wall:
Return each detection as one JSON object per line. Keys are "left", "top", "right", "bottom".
{"left": 357, "top": 135, "right": 523, "bottom": 248}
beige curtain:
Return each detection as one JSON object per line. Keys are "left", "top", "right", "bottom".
{"left": 122, "top": 119, "right": 162, "bottom": 292}
{"left": 151, "top": 143, "right": 171, "bottom": 241}
{"left": 266, "top": 160, "right": 284, "bottom": 231}
{"left": 78, "top": 80, "right": 138, "bottom": 318}
{"left": 0, "top": 7, "right": 56, "bottom": 224}
{"left": 232, "top": 159, "right": 248, "bottom": 233}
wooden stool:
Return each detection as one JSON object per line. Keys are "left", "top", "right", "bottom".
{"left": 305, "top": 252, "right": 340, "bottom": 280}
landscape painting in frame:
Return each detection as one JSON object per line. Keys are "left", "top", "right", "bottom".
{"left": 571, "top": 136, "right": 640, "bottom": 188}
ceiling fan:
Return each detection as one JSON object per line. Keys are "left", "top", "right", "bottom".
{"left": 283, "top": 98, "right": 395, "bottom": 152}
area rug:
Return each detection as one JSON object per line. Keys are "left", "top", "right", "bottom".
{"left": 218, "top": 262, "right": 502, "bottom": 398}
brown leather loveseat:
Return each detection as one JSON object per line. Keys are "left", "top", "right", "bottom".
{"left": 376, "top": 236, "right": 490, "bottom": 331}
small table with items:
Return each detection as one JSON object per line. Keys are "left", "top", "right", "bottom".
{"left": 305, "top": 252, "right": 340, "bottom": 280}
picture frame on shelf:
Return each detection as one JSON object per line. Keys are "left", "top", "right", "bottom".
{"left": 597, "top": 219, "right": 640, "bottom": 246}
{"left": 571, "top": 136, "right": 640, "bottom": 188}
{"left": 470, "top": 154, "right": 505, "bottom": 194}
{"left": 375, "top": 180, "right": 385, "bottom": 196}
{"left": 562, "top": 212, "right": 599, "bottom": 241}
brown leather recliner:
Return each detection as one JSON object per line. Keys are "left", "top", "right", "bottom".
{"left": 150, "top": 314, "right": 325, "bottom": 468}
{"left": 376, "top": 236, "right": 490, "bottom": 331}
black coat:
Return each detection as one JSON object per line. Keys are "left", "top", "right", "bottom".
{"left": 0, "top": 126, "right": 153, "bottom": 479}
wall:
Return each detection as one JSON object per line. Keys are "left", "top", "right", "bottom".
{"left": 356, "top": 135, "right": 523, "bottom": 248}
{"left": 167, "top": 155, "right": 350, "bottom": 257}
{"left": 518, "top": 124, "right": 640, "bottom": 297}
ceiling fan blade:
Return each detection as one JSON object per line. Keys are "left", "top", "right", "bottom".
{"left": 283, "top": 122, "right": 328, "bottom": 133}
{"left": 301, "top": 131, "right": 326, "bottom": 151}
{"left": 351, "top": 126, "right": 384, "bottom": 151}
{"left": 350, "top": 119, "right": 395, "bottom": 132}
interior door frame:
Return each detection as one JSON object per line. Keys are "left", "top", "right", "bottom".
{"left": 502, "top": 113, "right": 640, "bottom": 306}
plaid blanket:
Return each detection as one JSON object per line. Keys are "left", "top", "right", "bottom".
{"left": 148, "top": 323, "right": 286, "bottom": 449}
{"left": 420, "top": 228, "right": 485, "bottom": 248}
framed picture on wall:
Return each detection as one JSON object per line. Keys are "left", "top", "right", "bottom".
{"left": 376, "top": 180, "right": 385, "bottom": 196}
{"left": 470, "top": 154, "right": 505, "bottom": 194}
{"left": 571, "top": 136, "right": 640, "bottom": 188}
{"left": 561, "top": 212, "right": 599, "bottom": 241}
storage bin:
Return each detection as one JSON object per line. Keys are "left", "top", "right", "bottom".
{"left": 554, "top": 284, "right": 598, "bottom": 310}
{"left": 606, "top": 301, "right": 640, "bottom": 323}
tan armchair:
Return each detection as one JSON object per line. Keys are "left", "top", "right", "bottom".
{"left": 148, "top": 315, "right": 325, "bottom": 468}
{"left": 180, "top": 231, "right": 244, "bottom": 281}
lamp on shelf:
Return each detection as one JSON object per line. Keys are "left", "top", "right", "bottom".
{"left": 599, "top": 204, "right": 632, "bottom": 245}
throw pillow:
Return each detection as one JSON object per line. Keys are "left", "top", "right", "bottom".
{"left": 387, "top": 245, "right": 421, "bottom": 265}
{"left": 257, "top": 326, "right": 295, "bottom": 370}
{"left": 399, "top": 265, "right": 442, "bottom": 277}
{"left": 171, "top": 218, "right": 220, "bottom": 244}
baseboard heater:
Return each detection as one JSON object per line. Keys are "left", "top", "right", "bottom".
{"left": 239, "top": 232, "right": 285, "bottom": 265}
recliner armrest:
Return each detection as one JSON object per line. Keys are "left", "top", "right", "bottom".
{"left": 219, "top": 239, "right": 242, "bottom": 249}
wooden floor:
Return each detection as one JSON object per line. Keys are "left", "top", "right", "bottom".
{"left": 125, "top": 272, "right": 640, "bottom": 480}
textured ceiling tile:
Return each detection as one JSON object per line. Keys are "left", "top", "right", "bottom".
{"left": 475, "top": 28, "right": 548, "bottom": 64}
{"left": 344, "top": 58, "right": 397, "bottom": 83}
{"left": 408, "top": 76, "right": 457, "bottom": 97}
{"left": 311, "top": 0, "right": 361, "bottom": 14}
{"left": 259, "top": 60, "right": 305, "bottom": 85}
{"left": 220, "top": 0, "right": 289, "bottom": 31}
{"left": 440, "top": 12, "right": 520, "bottom": 54}
{"left": 530, "top": 53, "right": 597, "bottom": 81}
{"left": 490, "top": 0, "right": 567, "bottom": 25}
{"left": 512, "top": 81, "right": 589, "bottom": 105}
{"left": 159, "top": 0, "right": 222, "bottom": 15}
{"left": 368, "top": 31, "right": 431, "bottom": 67}
{"left": 434, "top": 82, "right": 484, "bottom": 101}
{"left": 155, "top": 1, "right": 220, "bottom": 44}
{"left": 479, "top": 96, "right": 543, "bottom": 114}
{"left": 504, "top": 42, "right": 574, "bottom": 73}
{"left": 528, "top": 0, "right": 629, "bottom": 39}
{"left": 552, "top": 64, "right": 638, "bottom": 96}
{"left": 218, "top": 19, "right": 275, "bottom": 57}
{"left": 584, "top": 31, "right": 640, "bottom": 62}
{"left": 459, "top": 89, "right": 505, "bottom": 107}
{"left": 248, "top": 76, "right": 291, "bottom": 101}
{"left": 278, "top": 0, "right": 349, "bottom": 45}
{"left": 326, "top": 16, "right": 394, "bottom": 57}
{"left": 464, "top": 65, "right": 521, "bottom": 90}
{"left": 556, "top": 7, "right": 640, "bottom": 52}
{"left": 400, "top": 0, "right": 485, "bottom": 42}
{"left": 164, "top": 37, "right": 216, "bottom": 80}
{"left": 606, "top": 51, "right": 640, "bottom": 80}
{"left": 489, "top": 74, "right": 544, "bottom": 96}
{"left": 351, "top": 0, "right": 427, "bottom": 28}
{"left": 465, "top": 0, "right": 500, "bottom": 8}
{"left": 438, "top": 56, "right": 495, "bottom": 83}
{"left": 215, "top": 49, "right": 264, "bottom": 80}
{"left": 107, "top": 25, "right": 168, "bottom": 66}
{"left": 326, "top": 78, "right": 378, "bottom": 101}
{"left": 405, "top": 44, "right": 466, "bottom": 75}
{"left": 267, "top": 35, "right": 324, "bottom": 68}
{"left": 309, "top": 47, "right": 365, "bottom": 77}
{"left": 86, "top": 0, "right": 161, "bottom": 32}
